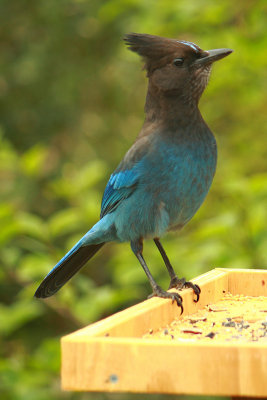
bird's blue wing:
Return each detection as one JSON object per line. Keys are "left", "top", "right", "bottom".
{"left": 100, "top": 168, "right": 139, "bottom": 218}
{"left": 100, "top": 135, "right": 153, "bottom": 218}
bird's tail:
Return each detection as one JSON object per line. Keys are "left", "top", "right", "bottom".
{"left": 34, "top": 242, "right": 104, "bottom": 298}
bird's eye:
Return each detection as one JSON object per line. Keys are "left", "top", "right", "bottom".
{"left": 173, "top": 58, "right": 184, "bottom": 67}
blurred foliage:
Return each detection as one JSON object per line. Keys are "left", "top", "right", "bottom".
{"left": 0, "top": 0, "right": 267, "bottom": 399}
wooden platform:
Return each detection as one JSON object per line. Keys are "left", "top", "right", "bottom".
{"left": 61, "top": 268, "right": 267, "bottom": 397}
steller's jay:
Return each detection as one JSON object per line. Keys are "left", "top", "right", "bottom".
{"left": 35, "top": 33, "right": 232, "bottom": 312}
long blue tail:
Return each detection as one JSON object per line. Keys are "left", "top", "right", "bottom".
{"left": 34, "top": 242, "right": 104, "bottom": 298}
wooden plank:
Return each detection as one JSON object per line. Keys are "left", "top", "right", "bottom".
{"left": 224, "top": 268, "right": 267, "bottom": 296}
{"left": 62, "top": 339, "right": 267, "bottom": 396}
{"left": 61, "top": 268, "right": 267, "bottom": 396}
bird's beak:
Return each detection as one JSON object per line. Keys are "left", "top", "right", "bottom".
{"left": 194, "top": 48, "right": 233, "bottom": 66}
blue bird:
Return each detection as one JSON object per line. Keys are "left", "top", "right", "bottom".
{"left": 35, "top": 34, "right": 232, "bottom": 311}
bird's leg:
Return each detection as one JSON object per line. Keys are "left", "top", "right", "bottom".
{"left": 153, "top": 238, "right": 201, "bottom": 302}
{"left": 131, "top": 239, "right": 183, "bottom": 313}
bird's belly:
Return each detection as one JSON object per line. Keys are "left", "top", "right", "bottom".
{"left": 114, "top": 162, "right": 215, "bottom": 242}
{"left": 165, "top": 159, "right": 216, "bottom": 229}
{"left": 113, "top": 189, "right": 170, "bottom": 242}
{"left": 166, "top": 179, "right": 211, "bottom": 230}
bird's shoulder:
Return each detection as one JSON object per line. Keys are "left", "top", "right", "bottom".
{"left": 118, "top": 132, "right": 155, "bottom": 170}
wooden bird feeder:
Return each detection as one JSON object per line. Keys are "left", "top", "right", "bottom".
{"left": 61, "top": 268, "right": 267, "bottom": 398}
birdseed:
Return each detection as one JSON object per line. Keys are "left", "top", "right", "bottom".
{"left": 143, "top": 294, "right": 267, "bottom": 342}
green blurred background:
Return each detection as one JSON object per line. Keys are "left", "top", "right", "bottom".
{"left": 0, "top": 0, "right": 266, "bottom": 399}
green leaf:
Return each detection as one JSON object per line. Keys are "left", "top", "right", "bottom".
{"left": 20, "top": 145, "right": 48, "bottom": 177}
{"left": 0, "top": 299, "right": 42, "bottom": 336}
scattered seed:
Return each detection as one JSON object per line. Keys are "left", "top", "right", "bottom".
{"left": 206, "top": 332, "right": 216, "bottom": 339}
{"left": 208, "top": 305, "right": 227, "bottom": 312}
{"left": 182, "top": 328, "right": 202, "bottom": 335}
{"left": 247, "top": 317, "right": 262, "bottom": 323}
{"left": 222, "top": 320, "right": 236, "bottom": 328}
{"left": 142, "top": 293, "right": 267, "bottom": 343}
{"left": 188, "top": 317, "right": 207, "bottom": 324}
{"left": 231, "top": 316, "right": 243, "bottom": 323}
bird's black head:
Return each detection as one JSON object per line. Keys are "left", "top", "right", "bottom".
{"left": 124, "top": 33, "right": 233, "bottom": 104}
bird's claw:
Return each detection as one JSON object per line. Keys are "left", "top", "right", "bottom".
{"left": 168, "top": 277, "right": 201, "bottom": 302}
{"left": 148, "top": 286, "right": 184, "bottom": 314}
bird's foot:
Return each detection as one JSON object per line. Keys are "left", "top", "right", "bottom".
{"left": 148, "top": 285, "right": 184, "bottom": 314}
{"left": 168, "top": 276, "right": 201, "bottom": 303}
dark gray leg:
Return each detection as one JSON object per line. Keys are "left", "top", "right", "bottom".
{"left": 154, "top": 238, "right": 201, "bottom": 302}
{"left": 131, "top": 239, "right": 184, "bottom": 313}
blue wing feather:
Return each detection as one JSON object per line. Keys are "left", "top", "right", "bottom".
{"left": 100, "top": 135, "right": 152, "bottom": 218}
{"left": 100, "top": 169, "right": 139, "bottom": 218}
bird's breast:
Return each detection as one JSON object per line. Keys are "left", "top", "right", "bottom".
{"left": 145, "top": 129, "right": 217, "bottom": 228}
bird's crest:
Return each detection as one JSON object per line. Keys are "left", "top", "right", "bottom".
{"left": 124, "top": 33, "right": 201, "bottom": 74}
